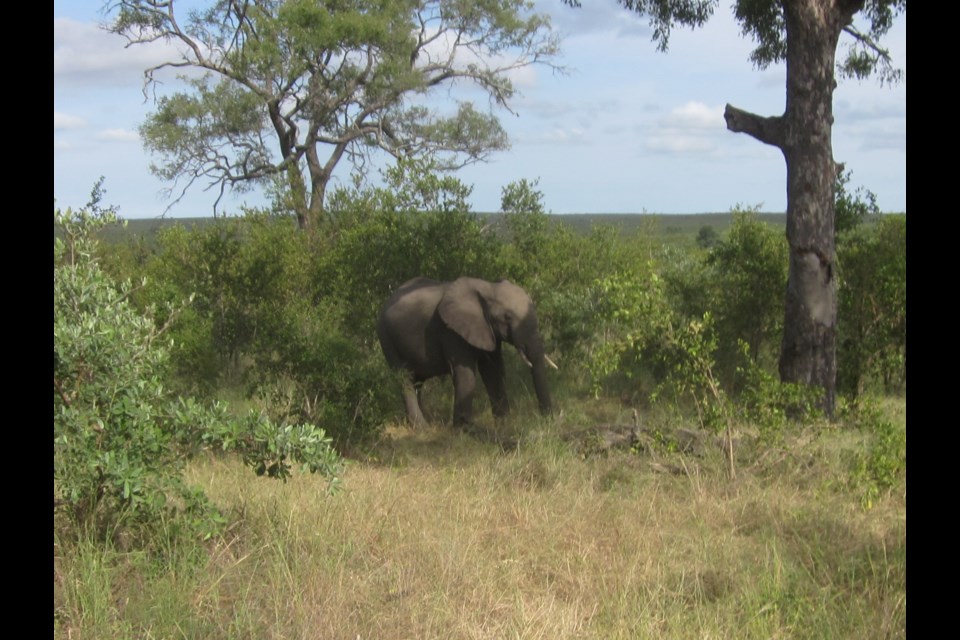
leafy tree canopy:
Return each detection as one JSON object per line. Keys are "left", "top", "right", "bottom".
{"left": 106, "top": 0, "right": 560, "bottom": 228}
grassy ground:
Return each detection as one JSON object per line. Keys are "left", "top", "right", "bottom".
{"left": 54, "top": 397, "right": 905, "bottom": 639}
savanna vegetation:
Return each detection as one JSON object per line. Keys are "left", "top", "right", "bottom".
{"left": 585, "top": 0, "right": 906, "bottom": 417}
{"left": 54, "top": 164, "right": 905, "bottom": 638}
{"left": 105, "top": 0, "right": 905, "bottom": 417}
{"left": 57, "top": 1, "right": 904, "bottom": 635}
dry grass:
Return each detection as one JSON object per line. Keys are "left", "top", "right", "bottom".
{"left": 54, "top": 404, "right": 906, "bottom": 639}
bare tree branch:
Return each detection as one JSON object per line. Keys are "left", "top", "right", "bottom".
{"left": 723, "top": 104, "right": 786, "bottom": 150}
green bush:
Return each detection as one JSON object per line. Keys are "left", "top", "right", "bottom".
{"left": 582, "top": 267, "right": 673, "bottom": 398}
{"left": 843, "top": 400, "right": 906, "bottom": 508}
{"left": 509, "top": 222, "right": 631, "bottom": 373}
{"left": 696, "top": 225, "right": 719, "bottom": 249}
{"left": 246, "top": 295, "right": 397, "bottom": 449}
{"left": 735, "top": 341, "right": 823, "bottom": 434}
{"left": 700, "top": 207, "right": 787, "bottom": 388}
{"left": 498, "top": 177, "right": 552, "bottom": 287}
{"left": 834, "top": 167, "right": 880, "bottom": 237}
{"left": 139, "top": 212, "right": 311, "bottom": 393}
{"left": 496, "top": 178, "right": 660, "bottom": 388}
{"left": 74, "top": 164, "right": 904, "bottom": 460}
{"left": 837, "top": 215, "right": 906, "bottom": 396}
{"left": 585, "top": 264, "right": 818, "bottom": 434}
{"left": 54, "top": 197, "right": 341, "bottom": 544}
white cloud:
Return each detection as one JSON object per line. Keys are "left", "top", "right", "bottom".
{"left": 663, "top": 101, "right": 724, "bottom": 129}
{"left": 506, "top": 64, "right": 539, "bottom": 90}
{"left": 515, "top": 96, "right": 580, "bottom": 120}
{"left": 642, "top": 101, "right": 725, "bottom": 154}
{"left": 54, "top": 17, "right": 190, "bottom": 88}
{"left": 96, "top": 128, "right": 140, "bottom": 142}
{"left": 54, "top": 111, "right": 86, "bottom": 130}
{"left": 519, "top": 126, "right": 590, "bottom": 145}
{"left": 835, "top": 100, "right": 906, "bottom": 123}
{"left": 857, "top": 132, "right": 906, "bottom": 153}
{"left": 756, "top": 70, "right": 787, "bottom": 89}
{"left": 540, "top": 0, "right": 653, "bottom": 41}
{"left": 644, "top": 134, "right": 715, "bottom": 153}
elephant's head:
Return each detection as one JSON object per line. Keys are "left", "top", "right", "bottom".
{"left": 438, "top": 277, "right": 554, "bottom": 415}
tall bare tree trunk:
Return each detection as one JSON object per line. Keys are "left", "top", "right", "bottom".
{"left": 777, "top": 0, "right": 849, "bottom": 417}
{"left": 725, "top": 0, "right": 863, "bottom": 417}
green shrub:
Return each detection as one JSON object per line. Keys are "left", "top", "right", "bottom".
{"left": 834, "top": 167, "right": 880, "bottom": 237}
{"left": 247, "top": 296, "right": 397, "bottom": 449}
{"left": 696, "top": 225, "right": 719, "bottom": 248}
{"left": 583, "top": 267, "right": 673, "bottom": 398}
{"left": 701, "top": 207, "right": 787, "bottom": 388}
{"left": 837, "top": 215, "right": 906, "bottom": 396}
{"left": 140, "top": 212, "right": 311, "bottom": 393}
{"left": 843, "top": 400, "right": 906, "bottom": 508}
{"left": 735, "top": 341, "right": 824, "bottom": 434}
{"left": 54, "top": 196, "right": 341, "bottom": 544}
{"left": 498, "top": 177, "right": 552, "bottom": 287}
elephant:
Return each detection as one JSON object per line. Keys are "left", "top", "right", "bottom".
{"left": 377, "top": 276, "right": 556, "bottom": 426}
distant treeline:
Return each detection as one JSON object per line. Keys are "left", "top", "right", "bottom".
{"left": 111, "top": 212, "right": 792, "bottom": 241}
{"left": 102, "top": 211, "right": 909, "bottom": 242}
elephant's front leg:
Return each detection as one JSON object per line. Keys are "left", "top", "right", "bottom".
{"left": 478, "top": 350, "right": 509, "bottom": 418}
{"left": 450, "top": 362, "right": 478, "bottom": 427}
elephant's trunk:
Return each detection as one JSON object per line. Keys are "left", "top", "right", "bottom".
{"left": 523, "top": 342, "right": 553, "bottom": 416}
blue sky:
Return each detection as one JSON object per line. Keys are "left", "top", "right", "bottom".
{"left": 54, "top": 1, "right": 906, "bottom": 218}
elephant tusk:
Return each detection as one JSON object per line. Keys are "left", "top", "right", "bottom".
{"left": 516, "top": 347, "right": 557, "bottom": 370}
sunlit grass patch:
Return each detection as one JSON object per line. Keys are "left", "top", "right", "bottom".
{"left": 56, "top": 398, "right": 905, "bottom": 639}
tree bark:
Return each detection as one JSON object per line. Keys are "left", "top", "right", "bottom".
{"left": 286, "top": 164, "right": 312, "bottom": 231}
{"left": 724, "top": 0, "right": 862, "bottom": 417}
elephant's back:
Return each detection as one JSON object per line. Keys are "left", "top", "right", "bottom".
{"left": 378, "top": 277, "right": 445, "bottom": 320}
{"left": 389, "top": 276, "right": 443, "bottom": 300}
{"left": 377, "top": 277, "right": 447, "bottom": 371}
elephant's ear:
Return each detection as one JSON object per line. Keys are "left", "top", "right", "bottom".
{"left": 438, "top": 278, "right": 497, "bottom": 351}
